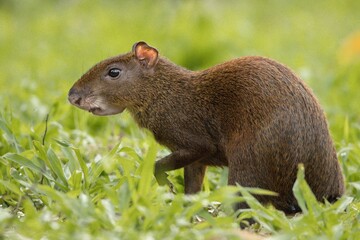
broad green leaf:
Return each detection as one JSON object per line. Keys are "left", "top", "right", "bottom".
{"left": 137, "top": 140, "right": 158, "bottom": 196}
{"left": 0, "top": 118, "right": 23, "bottom": 153}
{"left": 32, "top": 140, "right": 48, "bottom": 162}
{"left": 0, "top": 180, "right": 22, "bottom": 196}
{"left": 102, "top": 142, "right": 121, "bottom": 173}
{"left": 69, "top": 170, "right": 83, "bottom": 191}
{"left": 46, "top": 148, "right": 68, "bottom": 189}
{"left": 3, "top": 153, "right": 54, "bottom": 181}
{"left": 89, "top": 161, "right": 104, "bottom": 182}
{"left": 61, "top": 145, "right": 81, "bottom": 172}
{"left": 293, "top": 164, "right": 322, "bottom": 215}
{"left": 71, "top": 147, "right": 89, "bottom": 189}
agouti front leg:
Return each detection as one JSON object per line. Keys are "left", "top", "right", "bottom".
{"left": 154, "top": 148, "right": 212, "bottom": 190}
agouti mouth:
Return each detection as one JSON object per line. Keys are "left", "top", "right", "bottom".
{"left": 89, "top": 107, "right": 101, "bottom": 114}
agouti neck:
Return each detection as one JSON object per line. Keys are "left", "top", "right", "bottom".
{"left": 127, "top": 57, "right": 195, "bottom": 128}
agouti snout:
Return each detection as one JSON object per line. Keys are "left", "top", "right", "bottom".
{"left": 69, "top": 41, "right": 344, "bottom": 214}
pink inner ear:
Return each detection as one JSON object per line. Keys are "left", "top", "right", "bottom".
{"left": 136, "top": 44, "right": 158, "bottom": 67}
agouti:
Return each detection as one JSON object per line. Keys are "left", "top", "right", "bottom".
{"left": 68, "top": 41, "right": 344, "bottom": 214}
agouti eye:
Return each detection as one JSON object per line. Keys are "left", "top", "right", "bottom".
{"left": 108, "top": 68, "right": 121, "bottom": 78}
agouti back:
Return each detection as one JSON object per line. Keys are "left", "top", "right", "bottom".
{"left": 68, "top": 41, "right": 344, "bottom": 214}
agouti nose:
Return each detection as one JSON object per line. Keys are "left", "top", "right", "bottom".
{"left": 68, "top": 88, "right": 82, "bottom": 106}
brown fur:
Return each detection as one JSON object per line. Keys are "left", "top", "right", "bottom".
{"left": 69, "top": 42, "right": 344, "bottom": 214}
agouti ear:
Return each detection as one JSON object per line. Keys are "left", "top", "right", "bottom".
{"left": 132, "top": 41, "right": 159, "bottom": 68}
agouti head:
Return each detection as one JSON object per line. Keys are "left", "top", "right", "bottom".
{"left": 68, "top": 42, "right": 159, "bottom": 116}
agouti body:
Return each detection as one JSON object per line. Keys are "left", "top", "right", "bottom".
{"left": 68, "top": 42, "right": 344, "bottom": 213}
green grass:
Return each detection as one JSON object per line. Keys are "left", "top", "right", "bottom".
{"left": 1, "top": 0, "right": 360, "bottom": 239}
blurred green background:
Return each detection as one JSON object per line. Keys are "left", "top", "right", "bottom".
{"left": 1, "top": 0, "right": 360, "bottom": 238}
{"left": 1, "top": 0, "right": 360, "bottom": 140}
